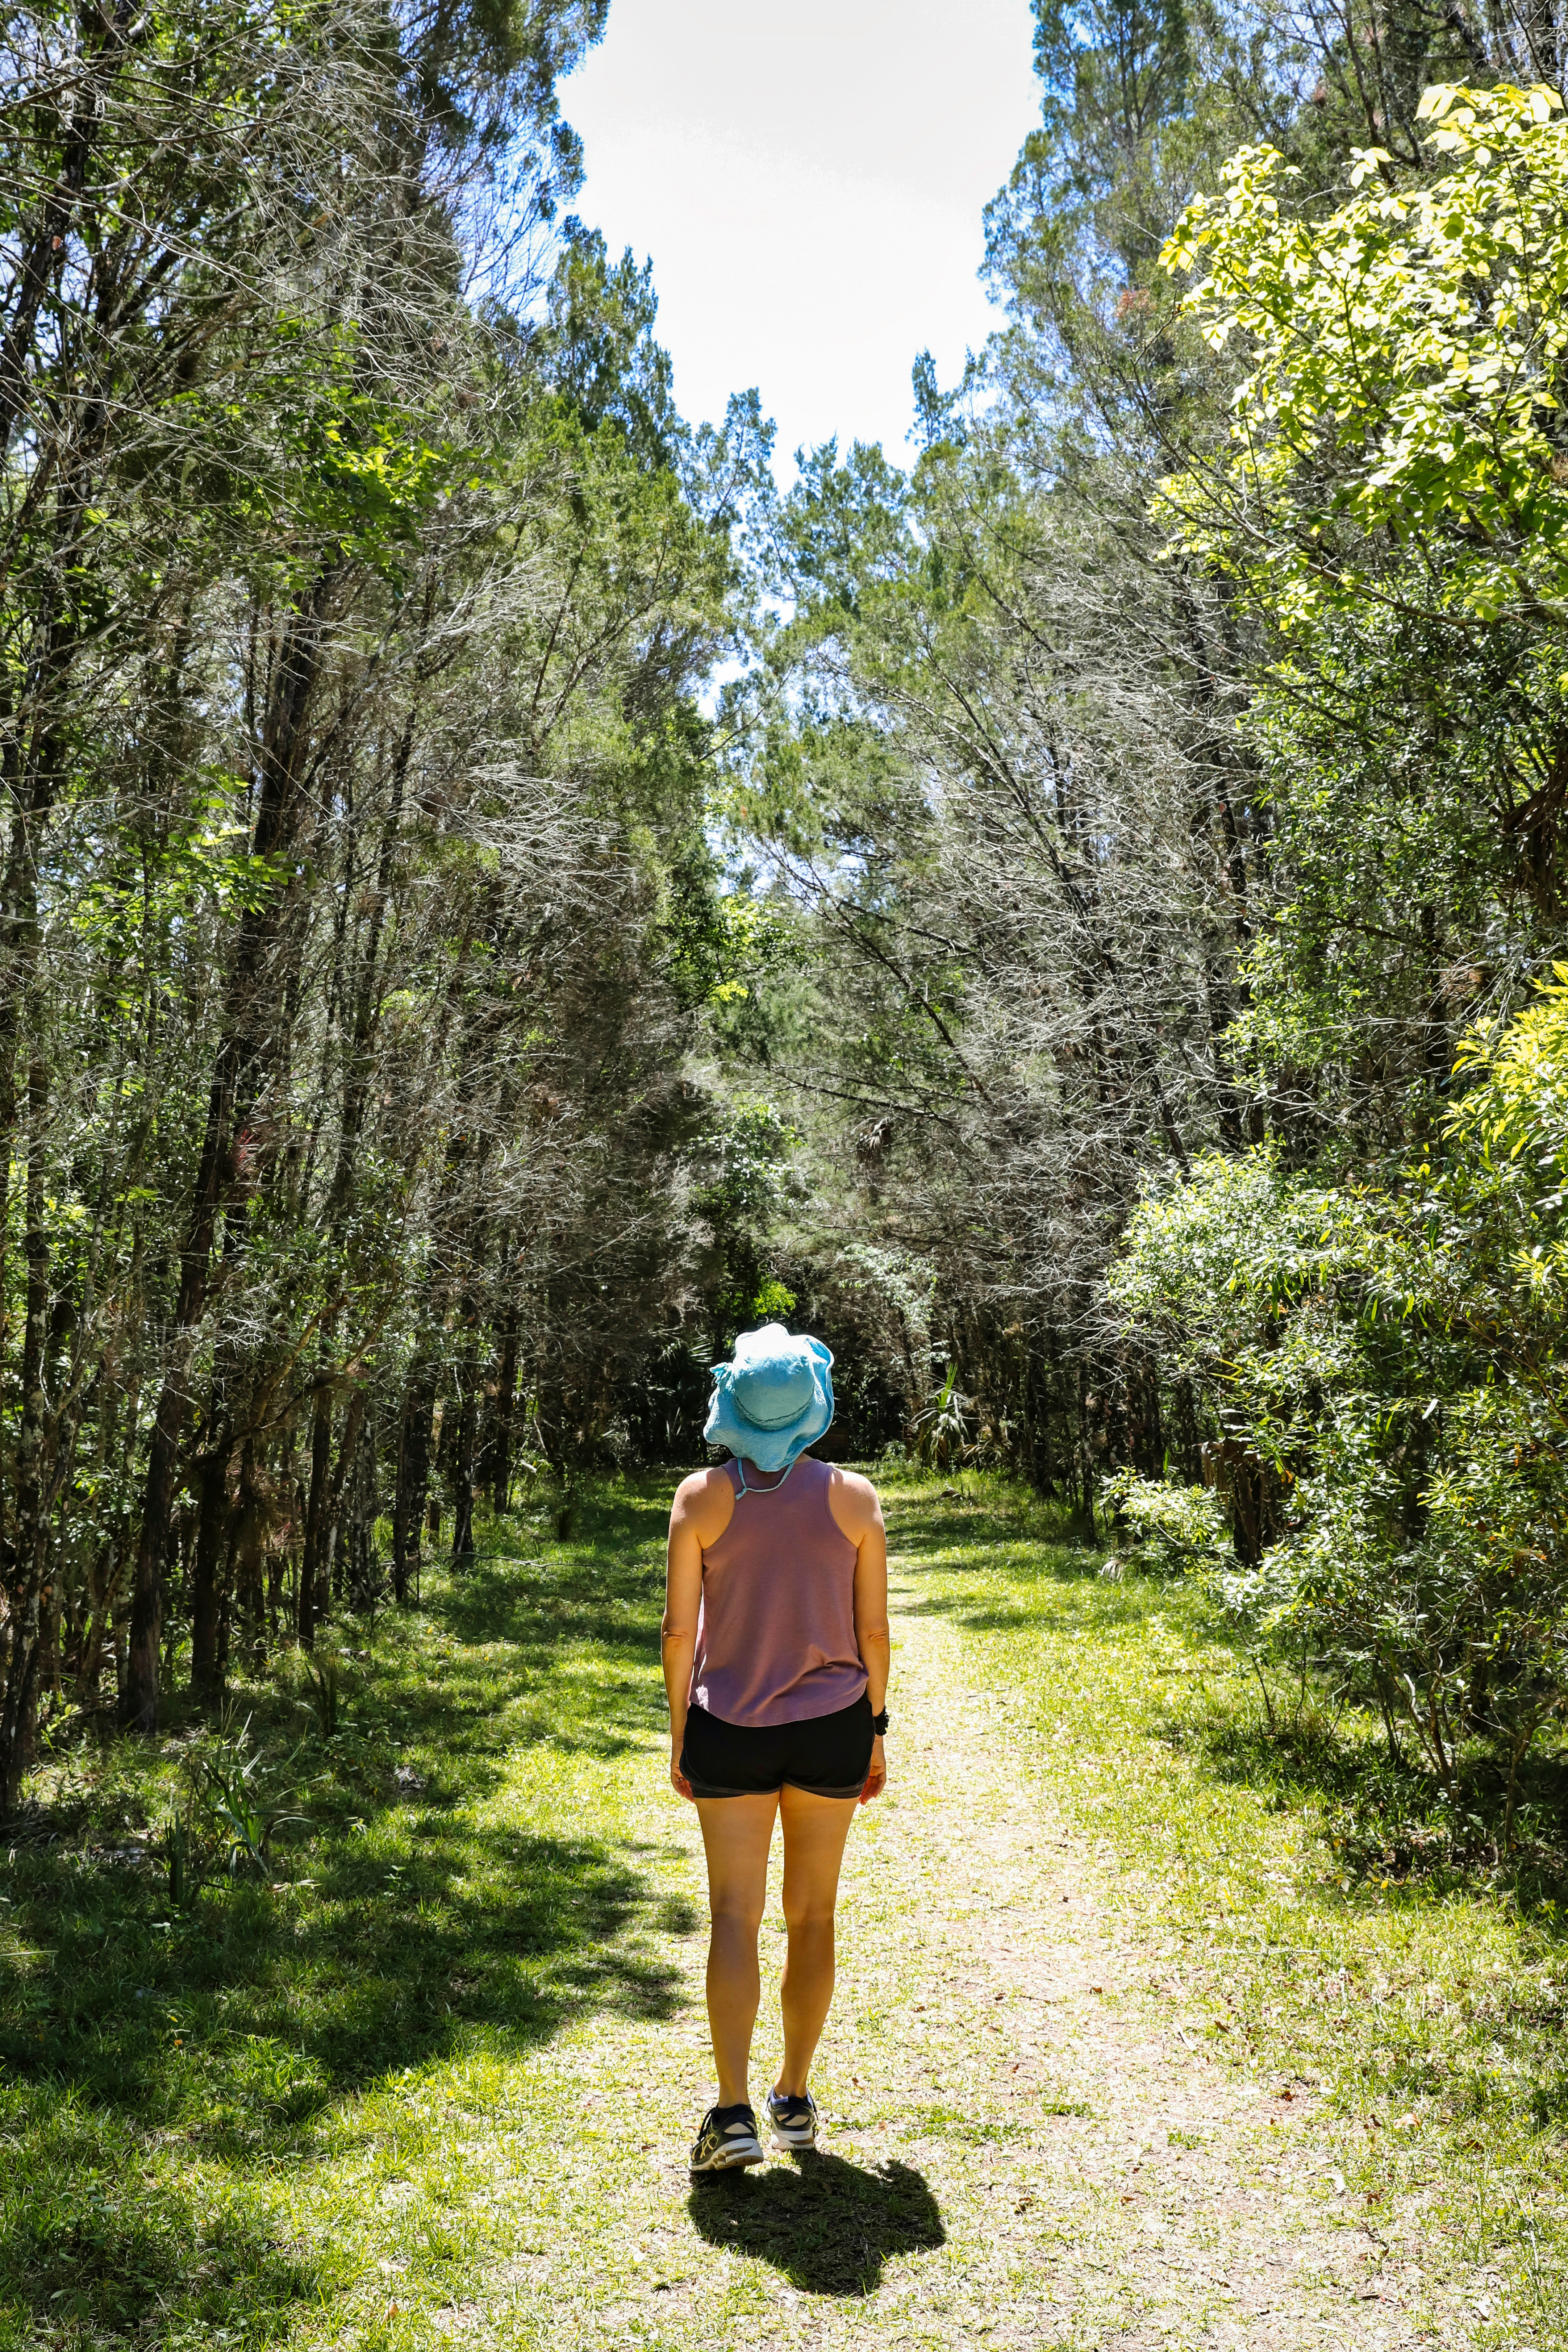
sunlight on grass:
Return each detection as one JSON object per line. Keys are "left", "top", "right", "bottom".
{"left": 886, "top": 1467, "right": 1568, "bottom": 2351}
{"left": 4, "top": 1470, "right": 1565, "bottom": 2348}
{"left": 0, "top": 1484, "right": 683, "bottom": 2350}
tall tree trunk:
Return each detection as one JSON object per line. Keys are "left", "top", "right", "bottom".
{"left": 324, "top": 1387, "right": 367, "bottom": 1605}
{"left": 340, "top": 1399, "right": 379, "bottom": 1607}
{"left": 121, "top": 1369, "right": 184, "bottom": 1730}
{"left": 298, "top": 1367, "right": 335, "bottom": 1648}
{"left": 188, "top": 1449, "right": 233, "bottom": 1705}
{"left": 393, "top": 1361, "right": 437, "bottom": 1606}
{"left": 73, "top": 1532, "right": 118, "bottom": 1713}
{"left": 0, "top": 1060, "right": 51, "bottom": 1813}
{"left": 234, "top": 1442, "right": 266, "bottom": 1671}
{"left": 487, "top": 1309, "right": 520, "bottom": 1515}
{"left": 120, "top": 569, "right": 336, "bottom": 1728}
{"left": 451, "top": 1330, "right": 480, "bottom": 1565}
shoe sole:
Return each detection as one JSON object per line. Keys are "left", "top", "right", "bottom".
{"left": 690, "top": 2139, "right": 764, "bottom": 2173}
{"left": 771, "top": 2117, "right": 823, "bottom": 2154}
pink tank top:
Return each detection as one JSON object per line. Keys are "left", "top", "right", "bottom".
{"left": 690, "top": 1456, "right": 867, "bottom": 1728}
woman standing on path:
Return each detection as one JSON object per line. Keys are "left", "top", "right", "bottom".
{"left": 663, "top": 1322, "right": 889, "bottom": 2173}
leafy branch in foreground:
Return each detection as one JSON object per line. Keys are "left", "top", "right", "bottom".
{"left": 1157, "top": 81, "right": 1568, "bottom": 630}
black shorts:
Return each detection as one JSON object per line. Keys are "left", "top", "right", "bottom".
{"left": 681, "top": 1693, "right": 873, "bottom": 1801}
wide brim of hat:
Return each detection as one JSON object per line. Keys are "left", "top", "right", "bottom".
{"left": 703, "top": 1355, "right": 834, "bottom": 1472}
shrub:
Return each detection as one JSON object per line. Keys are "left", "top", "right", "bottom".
{"left": 1100, "top": 1469, "right": 1229, "bottom": 1577}
{"left": 1109, "top": 973, "right": 1568, "bottom": 1841}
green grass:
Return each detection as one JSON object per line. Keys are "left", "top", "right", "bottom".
{"left": 1, "top": 1484, "right": 685, "bottom": 2349}
{"left": 4, "top": 1468, "right": 1568, "bottom": 2348}
{"left": 894, "top": 1470, "right": 1568, "bottom": 2347}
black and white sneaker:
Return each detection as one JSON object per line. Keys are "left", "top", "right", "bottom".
{"left": 767, "top": 2089, "right": 820, "bottom": 2151}
{"left": 689, "top": 2102, "right": 764, "bottom": 2172}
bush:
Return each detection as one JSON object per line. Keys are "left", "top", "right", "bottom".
{"left": 1100, "top": 1469, "right": 1229, "bottom": 1576}
{"left": 1109, "top": 973, "right": 1568, "bottom": 1842}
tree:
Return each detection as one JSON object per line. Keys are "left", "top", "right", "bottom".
{"left": 0, "top": 0, "right": 761, "bottom": 1805}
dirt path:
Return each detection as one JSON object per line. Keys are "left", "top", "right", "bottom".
{"left": 442, "top": 1550, "right": 1480, "bottom": 2350}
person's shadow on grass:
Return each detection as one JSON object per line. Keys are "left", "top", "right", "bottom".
{"left": 687, "top": 2151, "right": 944, "bottom": 2295}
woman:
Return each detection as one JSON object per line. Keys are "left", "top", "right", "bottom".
{"left": 662, "top": 1322, "right": 889, "bottom": 2172}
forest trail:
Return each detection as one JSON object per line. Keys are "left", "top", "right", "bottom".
{"left": 440, "top": 1523, "right": 1482, "bottom": 2352}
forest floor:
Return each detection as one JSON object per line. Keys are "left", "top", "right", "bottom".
{"left": 3, "top": 1473, "right": 1567, "bottom": 2351}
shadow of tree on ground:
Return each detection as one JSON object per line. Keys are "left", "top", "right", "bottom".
{"left": 0, "top": 1481, "right": 695, "bottom": 2344}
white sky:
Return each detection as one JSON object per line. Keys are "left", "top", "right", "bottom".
{"left": 561, "top": 0, "right": 1042, "bottom": 476}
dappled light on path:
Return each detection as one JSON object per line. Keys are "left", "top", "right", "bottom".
{"left": 4, "top": 1476, "right": 1546, "bottom": 2347}
{"left": 399, "top": 1476, "right": 1509, "bottom": 2348}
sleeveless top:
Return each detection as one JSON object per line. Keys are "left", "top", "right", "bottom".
{"left": 690, "top": 1455, "right": 866, "bottom": 1728}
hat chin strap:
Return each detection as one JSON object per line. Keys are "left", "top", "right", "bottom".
{"left": 734, "top": 1455, "right": 800, "bottom": 1496}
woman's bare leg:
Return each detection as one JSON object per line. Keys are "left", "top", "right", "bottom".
{"left": 775, "top": 1786, "right": 858, "bottom": 2098}
{"left": 695, "top": 1792, "right": 778, "bottom": 2109}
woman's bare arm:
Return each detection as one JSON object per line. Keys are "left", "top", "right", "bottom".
{"left": 663, "top": 1469, "right": 731, "bottom": 1802}
{"left": 839, "top": 1470, "right": 890, "bottom": 1803}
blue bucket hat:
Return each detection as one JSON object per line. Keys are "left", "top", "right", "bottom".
{"left": 703, "top": 1322, "right": 835, "bottom": 1473}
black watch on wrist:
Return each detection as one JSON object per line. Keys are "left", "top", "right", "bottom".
{"left": 871, "top": 1707, "right": 888, "bottom": 1736}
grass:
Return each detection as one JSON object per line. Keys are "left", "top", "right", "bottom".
{"left": 1, "top": 1484, "right": 686, "bottom": 2349}
{"left": 897, "top": 1471, "right": 1568, "bottom": 2348}
{"left": 3, "top": 1467, "right": 1567, "bottom": 2348}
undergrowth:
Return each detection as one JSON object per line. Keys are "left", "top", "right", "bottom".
{"left": 0, "top": 1485, "right": 681, "bottom": 2350}
{"left": 890, "top": 1467, "right": 1568, "bottom": 2349}
{"left": 6, "top": 1468, "right": 1566, "bottom": 2347}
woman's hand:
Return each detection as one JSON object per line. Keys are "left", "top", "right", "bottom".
{"left": 671, "top": 1743, "right": 695, "bottom": 1803}
{"left": 859, "top": 1734, "right": 887, "bottom": 1805}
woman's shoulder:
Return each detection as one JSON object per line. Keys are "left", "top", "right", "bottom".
{"left": 670, "top": 1462, "right": 737, "bottom": 1544}
{"left": 824, "top": 1462, "right": 881, "bottom": 1540}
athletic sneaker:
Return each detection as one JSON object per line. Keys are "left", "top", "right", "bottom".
{"left": 767, "top": 2089, "right": 820, "bottom": 2151}
{"left": 689, "top": 2102, "right": 764, "bottom": 2172}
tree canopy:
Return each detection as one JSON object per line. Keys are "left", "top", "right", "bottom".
{"left": 6, "top": 0, "right": 1568, "bottom": 1854}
